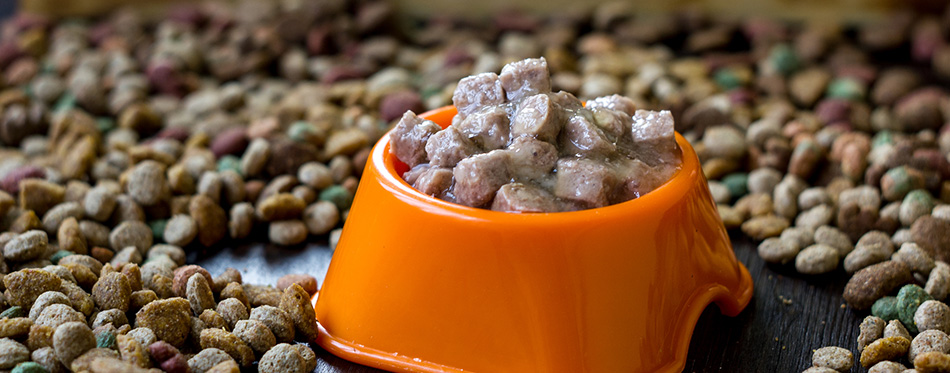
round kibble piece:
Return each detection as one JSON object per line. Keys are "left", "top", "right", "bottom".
{"left": 268, "top": 220, "right": 308, "bottom": 246}
{"left": 898, "top": 284, "right": 934, "bottom": 333}
{"left": 109, "top": 221, "right": 152, "bottom": 255}
{"left": 34, "top": 304, "right": 85, "bottom": 329}
{"left": 867, "top": 361, "right": 905, "bottom": 373}
{"left": 916, "top": 300, "right": 950, "bottom": 334}
{"left": 250, "top": 306, "right": 295, "bottom": 343}
{"left": 163, "top": 215, "right": 197, "bottom": 247}
{"left": 198, "top": 328, "right": 254, "bottom": 366}
{"left": 812, "top": 346, "right": 852, "bottom": 371}
{"left": 3, "top": 230, "right": 48, "bottom": 262}
{"left": 928, "top": 262, "right": 950, "bottom": 301}
{"left": 276, "top": 274, "right": 318, "bottom": 296}
{"left": 258, "top": 343, "right": 306, "bottom": 373}
{"left": 187, "top": 273, "right": 216, "bottom": 316}
{"left": 915, "top": 351, "right": 950, "bottom": 372}
{"left": 232, "top": 319, "right": 276, "bottom": 355}
{"left": 844, "top": 261, "right": 913, "bottom": 310}
{"left": 216, "top": 298, "right": 249, "bottom": 330}
{"left": 0, "top": 338, "right": 29, "bottom": 369}
{"left": 188, "top": 347, "right": 234, "bottom": 373}
{"left": 172, "top": 265, "right": 213, "bottom": 298}
{"left": 92, "top": 272, "right": 131, "bottom": 312}
{"left": 910, "top": 329, "right": 950, "bottom": 361}
{"left": 279, "top": 283, "right": 317, "bottom": 341}
{"left": 303, "top": 201, "right": 339, "bottom": 235}
{"left": 795, "top": 244, "right": 839, "bottom": 275}
{"left": 125, "top": 160, "right": 168, "bottom": 206}
{"left": 0, "top": 318, "right": 33, "bottom": 339}
{"left": 135, "top": 298, "right": 191, "bottom": 347}
{"left": 28, "top": 291, "right": 70, "bottom": 320}
{"left": 52, "top": 321, "right": 95, "bottom": 366}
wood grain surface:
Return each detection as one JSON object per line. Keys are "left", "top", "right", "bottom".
{"left": 193, "top": 231, "right": 864, "bottom": 373}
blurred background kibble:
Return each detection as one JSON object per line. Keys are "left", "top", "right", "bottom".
{"left": 2, "top": 0, "right": 950, "bottom": 371}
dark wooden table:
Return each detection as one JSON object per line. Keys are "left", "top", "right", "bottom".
{"left": 193, "top": 230, "right": 863, "bottom": 373}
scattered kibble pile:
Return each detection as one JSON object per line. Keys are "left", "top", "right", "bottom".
{"left": 1, "top": 0, "right": 950, "bottom": 371}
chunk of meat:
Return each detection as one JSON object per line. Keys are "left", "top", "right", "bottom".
{"left": 587, "top": 94, "right": 638, "bottom": 116}
{"left": 499, "top": 58, "right": 552, "bottom": 101}
{"left": 453, "top": 150, "right": 511, "bottom": 207}
{"left": 612, "top": 158, "right": 675, "bottom": 203}
{"left": 591, "top": 108, "right": 629, "bottom": 141}
{"left": 630, "top": 110, "right": 679, "bottom": 166}
{"left": 549, "top": 91, "right": 584, "bottom": 111}
{"left": 554, "top": 158, "right": 617, "bottom": 208}
{"left": 425, "top": 126, "right": 481, "bottom": 167}
{"left": 506, "top": 136, "right": 557, "bottom": 182}
{"left": 452, "top": 72, "right": 506, "bottom": 117}
{"left": 511, "top": 94, "right": 561, "bottom": 144}
{"left": 413, "top": 167, "right": 454, "bottom": 198}
{"left": 491, "top": 183, "right": 559, "bottom": 213}
{"left": 389, "top": 111, "right": 442, "bottom": 167}
{"left": 558, "top": 114, "right": 616, "bottom": 157}
{"left": 456, "top": 106, "right": 510, "bottom": 150}
{"left": 402, "top": 164, "right": 431, "bottom": 185}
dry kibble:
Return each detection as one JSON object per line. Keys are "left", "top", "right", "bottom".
{"left": 3, "top": 230, "right": 49, "bottom": 262}
{"left": 795, "top": 244, "right": 840, "bottom": 275}
{"left": 31, "top": 347, "right": 60, "bottom": 373}
{"left": 860, "top": 336, "right": 910, "bottom": 368}
{"left": 58, "top": 217, "right": 87, "bottom": 255}
{"left": 28, "top": 291, "right": 70, "bottom": 320}
{"left": 884, "top": 319, "right": 911, "bottom": 340}
{"left": 268, "top": 220, "right": 308, "bottom": 246}
{"left": 844, "top": 261, "right": 913, "bottom": 310}
{"left": 134, "top": 297, "right": 191, "bottom": 347}
{"left": 279, "top": 283, "right": 317, "bottom": 341}
{"left": 228, "top": 203, "right": 254, "bottom": 239}
{"left": 187, "top": 273, "right": 216, "bottom": 316}
{"left": 814, "top": 226, "right": 853, "bottom": 257}
{"left": 302, "top": 201, "right": 339, "bottom": 235}
{"left": 125, "top": 160, "right": 169, "bottom": 206}
{"left": 276, "top": 274, "right": 318, "bottom": 296}
{"left": 83, "top": 187, "right": 118, "bottom": 222}
{"left": 126, "top": 327, "right": 157, "bottom": 350}
{"left": 0, "top": 317, "right": 32, "bottom": 338}
{"left": 220, "top": 282, "right": 250, "bottom": 310}
{"left": 41, "top": 202, "right": 84, "bottom": 234}
{"left": 147, "top": 244, "right": 186, "bottom": 267}
{"left": 915, "top": 351, "right": 950, "bottom": 372}
{"left": 250, "top": 305, "right": 295, "bottom": 343}
{"left": 216, "top": 298, "right": 249, "bottom": 330}
{"left": 188, "top": 347, "right": 234, "bottom": 373}
{"left": 68, "top": 348, "right": 120, "bottom": 372}
{"left": 0, "top": 338, "right": 29, "bottom": 369}
{"left": 115, "top": 333, "right": 149, "bottom": 368}
{"left": 258, "top": 343, "right": 307, "bottom": 373}
{"left": 91, "top": 309, "right": 128, "bottom": 329}
{"left": 868, "top": 361, "right": 906, "bottom": 373}
{"left": 172, "top": 265, "right": 213, "bottom": 298}
{"left": 741, "top": 215, "right": 789, "bottom": 240}
{"left": 190, "top": 195, "right": 227, "bottom": 247}
{"left": 916, "top": 300, "right": 950, "bottom": 334}
{"left": 164, "top": 215, "right": 197, "bottom": 247}
{"left": 911, "top": 330, "right": 950, "bottom": 361}
{"left": 52, "top": 321, "right": 95, "bottom": 366}
{"left": 812, "top": 346, "right": 853, "bottom": 371}
{"left": 5, "top": 270, "right": 64, "bottom": 308}
{"left": 35, "top": 304, "right": 86, "bottom": 331}
{"left": 92, "top": 272, "right": 131, "bottom": 312}
{"left": 198, "top": 328, "right": 254, "bottom": 366}
{"left": 894, "top": 242, "right": 937, "bottom": 276}
{"left": 928, "top": 262, "right": 950, "bottom": 300}
{"left": 212, "top": 268, "right": 242, "bottom": 293}
{"left": 27, "top": 324, "right": 55, "bottom": 351}
{"left": 199, "top": 310, "right": 229, "bottom": 331}
{"left": 232, "top": 319, "right": 276, "bottom": 355}
{"left": 257, "top": 194, "right": 306, "bottom": 221}
{"left": 206, "top": 359, "right": 240, "bottom": 373}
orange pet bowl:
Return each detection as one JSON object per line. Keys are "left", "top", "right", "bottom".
{"left": 314, "top": 106, "right": 753, "bottom": 372}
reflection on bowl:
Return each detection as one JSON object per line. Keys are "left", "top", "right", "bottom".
{"left": 314, "top": 106, "right": 753, "bottom": 373}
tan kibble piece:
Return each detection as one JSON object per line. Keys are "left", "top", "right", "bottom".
{"left": 916, "top": 300, "right": 950, "bottom": 334}
{"left": 27, "top": 324, "right": 55, "bottom": 351}
{"left": 276, "top": 274, "right": 318, "bottom": 296}
{"left": 0, "top": 338, "right": 30, "bottom": 369}
{"left": 31, "top": 347, "right": 59, "bottom": 373}
{"left": 868, "top": 361, "right": 906, "bottom": 373}
{"left": 116, "top": 333, "right": 149, "bottom": 368}
{"left": 232, "top": 319, "right": 276, "bottom": 355}
{"left": 915, "top": 351, "right": 950, "bottom": 373}
{"left": 89, "top": 355, "right": 154, "bottom": 372}
{"left": 69, "top": 347, "right": 120, "bottom": 372}
{"left": 212, "top": 268, "right": 242, "bottom": 293}
{"left": 228, "top": 203, "right": 254, "bottom": 240}
{"left": 910, "top": 330, "right": 950, "bottom": 361}
{"left": 19, "top": 179, "right": 65, "bottom": 216}
{"left": 291, "top": 343, "right": 317, "bottom": 372}
{"left": 62, "top": 262, "right": 98, "bottom": 289}
{"left": 928, "top": 262, "right": 950, "bottom": 301}
{"left": 0, "top": 317, "right": 32, "bottom": 338}
{"left": 52, "top": 321, "right": 95, "bottom": 366}
{"left": 812, "top": 346, "right": 853, "bottom": 371}
{"left": 279, "top": 283, "right": 317, "bottom": 341}
{"left": 860, "top": 336, "right": 911, "bottom": 368}
{"left": 268, "top": 220, "right": 308, "bottom": 246}
{"left": 125, "top": 160, "right": 169, "bottom": 206}
{"left": 148, "top": 274, "right": 175, "bottom": 299}
{"left": 244, "top": 284, "right": 282, "bottom": 307}
{"left": 216, "top": 298, "right": 249, "bottom": 330}
{"left": 92, "top": 271, "right": 132, "bottom": 312}
{"left": 206, "top": 359, "right": 241, "bottom": 373}
{"left": 135, "top": 297, "right": 192, "bottom": 347}
{"left": 220, "top": 282, "right": 250, "bottom": 310}
{"left": 91, "top": 309, "right": 128, "bottom": 329}
{"left": 35, "top": 304, "right": 85, "bottom": 329}
{"left": 147, "top": 244, "right": 187, "bottom": 267}
{"left": 884, "top": 320, "right": 911, "bottom": 340}
{"left": 3, "top": 269, "right": 62, "bottom": 307}
{"left": 257, "top": 193, "right": 306, "bottom": 221}
{"left": 59, "top": 281, "right": 95, "bottom": 316}
{"left": 199, "top": 309, "right": 229, "bottom": 331}
{"left": 741, "top": 215, "right": 790, "bottom": 240}
{"left": 58, "top": 217, "right": 88, "bottom": 255}
{"left": 258, "top": 343, "right": 307, "bottom": 373}
{"left": 190, "top": 195, "right": 227, "bottom": 247}
{"left": 164, "top": 214, "right": 198, "bottom": 247}
{"left": 250, "top": 305, "right": 295, "bottom": 343}
{"left": 126, "top": 327, "right": 157, "bottom": 350}
{"left": 172, "top": 265, "right": 213, "bottom": 298}
{"left": 122, "top": 263, "right": 143, "bottom": 291}
{"left": 29, "top": 290, "right": 70, "bottom": 320}
{"left": 187, "top": 273, "right": 216, "bottom": 316}
{"left": 199, "top": 328, "right": 255, "bottom": 366}
{"left": 109, "top": 221, "right": 153, "bottom": 254}
{"left": 303, "top": 200, "right": 339, "bottom": 235}
{"left": 3, "top": 230, "right": 49, "bottom": 262}
{"left": 188, "top": 347, "right": 234, "bottom": 373}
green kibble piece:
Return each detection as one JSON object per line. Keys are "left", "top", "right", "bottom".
{"left": 872, "top": 296, "right": 900, "bottom": 321}
{"left": 768, "top": 44, "right": 799, "bottom": 76}
{"left": 713, "top": 68, "right": 742, "bottom": 90}
{"left": 0, "top": 306, "right": 25, "bottom": 319}
{"left": 319, "top": 185, "right": 354, "bottom": 211}
{"left": 53, "top": 92, "right": 76, "bottom": 113}
{"left": 897, "top": 284, "right": 932, "bottom": 333}
{"left": 826, "top": 77, "right": 865, "bottom": 101}
{"left": 50, "top": 250, "right": 75, "bottom": 264}
{"left": 288, "top": 121, "right": 319, "bottom": 143}
{"left": 149, "top": 219, "right": 168, "bottom": 240}
{"left": 872, "top": 131, "right": 894, "bottom": 148}
{"left": 96, "top": 330, "right": 116, "bottom": 349}
{"left": 96, "top": 117, "right": 116, "bottom": 133}
{"left": 905, "top": 189, "right": 935, "bottom": 208}
{"left": 721, "top": 173, "right": 748, "bottom": 200}
{"left": 12, "top": 362, "right": 49, "bottom": 373}
{"left": 217, "top": 155, "right": 242, "bottom": 175}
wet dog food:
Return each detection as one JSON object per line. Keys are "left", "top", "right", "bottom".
{"left": 390, "top": 58, "right": 682, "bottom": 212}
